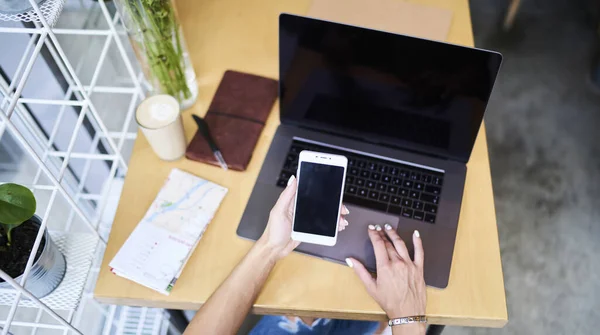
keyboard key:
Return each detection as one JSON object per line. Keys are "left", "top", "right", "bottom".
{"left": 290, "top": 146, "right": 301, "bottom": 154}
{"left": 368, "top": 162, "right": 377, "bottom": 170}
{"left": 410, "top": 172, "right": 420, "bottom": 180}
{"left": 432, "top": 176, "right": 443, "bottom": 186}
{"left": 366, "top": 181, "right": 376, "bottom": 189}
{"left": 424, "top": 204, "right": 438, "bottom": 214}
{"left": 360, "top": 170, "right": 370, "bottom": 178}
{"left": 388, "top": 186, "right": 398, "bottom": 194}
{"left": 358, "top": 161, "right": 366, "bottom": 168}
{"left": 414, "top": 182, "right": 424, "bottom": 191}
{"left": 403, "top": 180, "right": 413, "bottom": 188}
{"left": 425, "top": 185, "right": 441, "bottom": 195}
{"left": 391, "top": 196, "right": 401, "bottom": 205}
{"left": 379, "top": 194, "right": 390, "bottom": 202}
{"left": 280, "top": 171, "right": 291, "bottom": 180}
{"left": 369, "top": 191, "right": 379, "bottom": 199}
{"left": 390, "top": 168, "right": 399, "bottom": 175}
{"left": 377, "top": 183, "right": 387, "bottom": 191}
{"left": 349, "top": 167, "right": 359, "bottom": 175}
{"left": 371, "top": 172, "right": 381, "bottom": 180}
{"left": 346, "top": 176, "right": 355, "bottom": 184}
{"left": 399, "top": 170, "right": 409, "bottom": 178}
{"left": 388, "top": 205, "right": 402, "bottom": 215}
{"left": 379, "top": 166, "right": 388, "bottom": 173}
{"left": 344, "top": 195, "right": 388, "bottom": 212}
{"left": 382, "top": 175, "right": 392, "bottom": 183}
{"left": 425, "top": 214, "right": 436, "bottom": 223}
{"left": 348, "top": 159, "right": 356, "bottom": 166}
{"left": 358, "top": 188, "right": 368, "bottom": 197}
{"left": 409, "top": 190, "right": 420, "bottom": 199}
{"left": 276, "top": 179, "right": 287, "bottom": 187}
{"left": 420, "top": 193, "right": 440, "bottom": 204}
{"left": 413, "top": 210, "right": 424, "bottom": 221}
{"left": 421, "top": 174, "right": 432, "bottom": 183}
{"left": 401, "top": 198, "right": 413, "bottom": 207}
{"left": 412, "top": 201, "right": 424, "bottom": 210}
{"left": 399, "top": 188, "right": 409, "bottom": 197}
{"left": 401, "top": 208, "right": 414, "bottom": 218}
{"left": 346, "top": 185, "right": 357, "bottom": 194}
{"left": 356, "top": 178, "right": 365, "bottom": 186}
{"left": 392, "top": 177, "right": 402, "bottom": 185}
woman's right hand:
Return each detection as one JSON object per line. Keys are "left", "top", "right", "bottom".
{"left": 346, "top": 224, "right": 426, "bottom": 331}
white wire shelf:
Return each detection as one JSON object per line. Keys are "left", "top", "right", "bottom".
{"left": 0, "top": 0, "right": 178, "bottom": 334}
{"left": 0, "top": 0, "right": 65, "bottom": 27}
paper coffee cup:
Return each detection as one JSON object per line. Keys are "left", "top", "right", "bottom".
{"left": 136, "top": 95, "right": 186, "bottom": 161}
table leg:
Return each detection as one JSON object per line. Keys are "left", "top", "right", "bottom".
{"left": 165, "top": 309, "right": 189, "bottom": 333}
{"left": 426, "top": 325, "right": 446, "bottom": 335}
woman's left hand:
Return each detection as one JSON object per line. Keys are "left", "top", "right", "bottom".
{"left": 259, "top": 175, "right": 350, "bottom": 260}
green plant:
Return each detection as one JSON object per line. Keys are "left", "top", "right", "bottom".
{"left": 122, "top": 0, "right": 191, "bottom": 102}
{"left": 0, "top": 183, "right": 36, "bottom": 246}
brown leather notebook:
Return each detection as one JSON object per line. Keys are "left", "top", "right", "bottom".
{"left": 185, "top": 70, "right": 278, "bottom": 171}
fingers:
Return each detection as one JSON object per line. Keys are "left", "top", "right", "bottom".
{"left": 383, "top": 224, "right": 410, "bottom": 260}
{"left": 367, "top": 225, "right": 389, "bottom": 268}
{"left": 341, "top": 204, "right": 349, "bottom": 215}
{"left": 412, "top": 230, "right": 424, "bottom": 270}
{"left": 274, "top": 175, "right": 297, "bottom": 213}
{"left": 346, "top": 258, "right": 376, "bottom": 295}
{"left": 382, "top": 235, "right": 400, "bottom": 261}
{"left": 338, "top": 216, "right": 348, "bottom": 231}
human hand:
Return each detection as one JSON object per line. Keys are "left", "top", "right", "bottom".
{"left": 259, "top": 175, "right": 350, "bottom": 260}
{"left": 346, "top": 224, "right": 426, "bottom": 321}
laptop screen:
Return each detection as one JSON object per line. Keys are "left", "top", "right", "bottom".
{"left": 279, "top": 14, "right": 502, "bottom": 162}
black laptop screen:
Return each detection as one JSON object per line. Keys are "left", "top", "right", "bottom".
{"left": 279, "top": 14, "right": 502, "bottom": 162}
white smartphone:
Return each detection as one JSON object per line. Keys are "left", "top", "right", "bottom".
{"left": 291, "top": 150, "right": 348, "bottom": 246}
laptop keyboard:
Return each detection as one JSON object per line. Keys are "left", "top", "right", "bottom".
{"left": 276, "top": 140, "right": 444, "bottom": 224}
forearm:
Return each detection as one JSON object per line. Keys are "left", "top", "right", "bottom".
{"left": 392, "top": 324, "right": 426, "bottom": 335}
{"left": 184, "top": 238, "right": 278, "bottom": 335}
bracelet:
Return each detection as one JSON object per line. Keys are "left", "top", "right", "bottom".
{"left": 388, "top": 315, "right": 427, "bottom": 327}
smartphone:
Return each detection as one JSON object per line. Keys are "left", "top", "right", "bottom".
{"left": 291, "top": 150, "right": 348, "bottom": 246}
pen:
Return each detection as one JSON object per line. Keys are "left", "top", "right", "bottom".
{"left": 192, "top": 114, "right": 228, "bottom": 170}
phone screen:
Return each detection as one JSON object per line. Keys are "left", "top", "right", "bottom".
{"left": 294, "top": 162, "right": 345, "bottom": 237}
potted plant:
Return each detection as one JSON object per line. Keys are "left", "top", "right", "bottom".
{"left": 0, "top": 183, "right": 66, "bottom": 298}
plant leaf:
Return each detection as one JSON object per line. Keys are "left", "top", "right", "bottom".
{"left": 0, "top": 183, "right": 36, "bottom": 226}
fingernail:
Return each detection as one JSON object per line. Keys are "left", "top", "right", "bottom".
{"left": 287, "top": 175, "right": 295, "bottom": 186}
{"left": 384, "top": 223, "right": 392, "bottom": 230}
{"left": 342, "top": 205, "right": 350, "bottom": 215}
{"left": 343, "top": 218, "right": 349, "bottom": 226}
{"left": 375, "top": 225, "right": 382, "bottom": 231}
{"left": 368, "top": 224, "right": 375, "bottom": 230}
{"left": 345, "top": 258, "right": 353, "bottom": 268}
{"left": 414, "top": 230, "right": 420, "bottom": 238}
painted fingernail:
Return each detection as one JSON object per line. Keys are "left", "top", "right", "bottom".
{"left": 384, "top": 223, "right": 392, "bottom": 230}
{"left": 343, "top": 218, "right": 349, "bottom": 226}
{"left": 345, "top": 258, "right": 354, "bottom": 268}
{"left": 342, "top": 205, "right": 350, "bottom": 215}
{"left": 414, "top": 230, "right": 420, "bottom": 238}
{"left": 287, "top": 175, "right": 295, "bottom": 186}
{"left": 368, "top": 224, "right": 375, "bottom": 230}
{"left": 375, "top": 225, "right": 382, "bottom": 231}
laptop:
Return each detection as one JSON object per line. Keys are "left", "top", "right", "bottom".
{"left": 237, "top": 14, "right": 502, "bottom": 288}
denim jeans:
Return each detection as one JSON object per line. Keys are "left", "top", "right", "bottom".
{"left": 249, "top": 316, "right": 380, "bottom": 335}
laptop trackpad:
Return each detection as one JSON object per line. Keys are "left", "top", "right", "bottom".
{"left": 295, "top": 204, "right": 400, "bottom": 272}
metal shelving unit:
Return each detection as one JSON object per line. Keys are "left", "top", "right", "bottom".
{"left": 0, "top": 0, "right": 178, "bottom": 333}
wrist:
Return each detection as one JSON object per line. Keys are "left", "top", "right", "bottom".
{"left": 255, "top": 237, "right": 282, "bottom": 263}
{"left": 390, "top": 323, "right": 426, "bottom": 335}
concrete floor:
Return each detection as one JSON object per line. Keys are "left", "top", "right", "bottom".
{"left": 444, "top": 0, "right": 600, "bottom": 334}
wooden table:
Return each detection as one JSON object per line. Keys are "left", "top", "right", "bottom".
{"left": 95, "top": 0, "right": 508, "bottom": 328}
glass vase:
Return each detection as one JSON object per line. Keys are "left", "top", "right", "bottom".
{"left": 115, "top": 0, "right": 198, "bottom": 109}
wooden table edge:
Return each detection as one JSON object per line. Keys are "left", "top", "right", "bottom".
{"left": 94, "top": 295, "right": 507, "bottom": 328}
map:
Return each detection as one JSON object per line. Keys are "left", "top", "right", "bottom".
{"left": 109, "top": 168, "right": 228, "bottom": 294}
